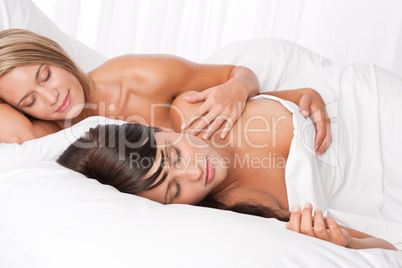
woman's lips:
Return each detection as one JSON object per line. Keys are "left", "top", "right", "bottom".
{"left": 205, "top": 159, "right": 215, "bottom": 186}
{"left": 56, "top": 90, "right": 71, "bottom": 113}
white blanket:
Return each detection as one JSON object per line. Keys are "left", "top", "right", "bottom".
{"left": 1, "top": 0, "right": 402, "bottom": 265}
{"left": 1, "top": 64, "right": 402, "bottom": 268}
{"left": 278, "top": 63, "right": 402, "bottom": 249}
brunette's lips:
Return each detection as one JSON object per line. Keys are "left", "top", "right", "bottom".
{"left": 56, "top": 90, "right": 71, "bottom": 113}
{"left": 205, "top": 159, "right": 215, "bottom": 186}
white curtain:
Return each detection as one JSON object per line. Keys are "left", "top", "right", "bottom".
{"left": 32, "top": 0, "right": 402, "bottom": 77}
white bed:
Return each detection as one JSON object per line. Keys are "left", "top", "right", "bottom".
{"left": 1, "top": 0, "right": 402, "bottom": 267}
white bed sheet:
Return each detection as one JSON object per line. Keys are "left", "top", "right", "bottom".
{"left": 1, "top": 117, "right": 402, "bottom": 268}
{"left": 279, "top": 63, "right": 402, "bottom": 250}
{"left": 1, "top": 0, "right": 402, "bottom": 267}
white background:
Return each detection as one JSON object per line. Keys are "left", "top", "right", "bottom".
{"left": 32, "top": 0, "right": 402, "bottom": 77}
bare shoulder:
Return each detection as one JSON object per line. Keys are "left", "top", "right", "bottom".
{"left": 90, "top": 54, "right": 194, "bottom": 101}
{"left": 170, "top": 91, "right": 200, "bottom": 131}
{"left": 92, "top": 54, "right": 193, "bottom": 74}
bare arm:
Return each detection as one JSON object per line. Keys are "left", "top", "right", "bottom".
{"left": 262, "top": 88, "right": 332, "bottom": 154}
{"left": 287, "top": 204, "right": 397, "bottom": 251}
{"left": 182, "top": 65, "right": 260, "bottom": 139}
{"left": 0, "top": 103, "right": 61, "bottom": 144}
{"left": 339, "top": 225, "right": 397, "bottom": 251}
{"left": 99, "top": 55, "right": 260, "bottom": 138}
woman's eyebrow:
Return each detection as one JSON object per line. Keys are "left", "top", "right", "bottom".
{"left": 35, "top": 64, "right": 44, "bottom": 80}
{"left": 17, "top": 64, "right": 44, "bottom": 106}
{"left": 163, "top": 140, "right": 171, "bottom": 204}
{"left": 173, "top": 145, "right": 181, "bottom": 163}
{"left": 164, "top": 139, "right": 171, "bottom": 164}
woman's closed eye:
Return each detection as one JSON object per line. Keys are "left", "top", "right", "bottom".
{"left": 24, "top": 69, "right": 51, "bottom": 108}
{"left": 173, "top": 181, "right": 181, "bottom": 201}
{"left": 40, "top": 68, "right": 51, "bottom": 85}
{"left": 164, "top": 141, "right": 182, "bottom": 202}
{"left": 44, "top": 70, "right": 52, "bottom": 83}
{"left": 25, "top": 94, "right": 37, "bottom": 108}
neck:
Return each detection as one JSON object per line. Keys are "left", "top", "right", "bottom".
{"left": 209, "top": 145, "right": 241, "bottom": 195}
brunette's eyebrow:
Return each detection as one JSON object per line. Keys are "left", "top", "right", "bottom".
{"left": 17, "top": 64, "right": 44, "bottom": 106}
{"left": 163, "top": 142, "right": 170, "bottom": 204}
{"left": 174, "top": 145, "right": 181, "bottom": 163}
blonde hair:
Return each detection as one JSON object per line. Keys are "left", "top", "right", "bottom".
{"left": 0, "top": 29, "right": 93, "bottom": 103}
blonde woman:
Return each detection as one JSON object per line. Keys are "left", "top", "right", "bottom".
{"left": 0, "top": 29, "right": 330, "bottom": 152}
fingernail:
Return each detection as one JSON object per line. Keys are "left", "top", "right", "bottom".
{"left": 315, "top": 208, "right": 322, "bottom": 214}
{"left": 301, "top": 110, "right": 309, "bottom": 117}
{"left": 181, "top": 123, "right": 187, "bottom": 130}
{"left": 183, "top": 96, "right": 191, "bottom": 99}
{"left": 221, "top": 133, "right": 226, "bottom": 139}
{"left": 292, "top": 205, "right": 300, "bottom": 212}
{"left": 305, "top": 203, "right": 312, "bottom": 209}
{"left": 203, "top": 133, "right": 209, "bottom": 140}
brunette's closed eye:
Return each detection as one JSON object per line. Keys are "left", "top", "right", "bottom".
{"left": 175, "top": 147, "right": 181, "bottom": 165}
{"left": 173, "top": 181, "right": 181, "bottom": 200}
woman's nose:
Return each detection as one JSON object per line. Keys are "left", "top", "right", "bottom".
{"left": 39, "top": 87, "right": 59, "bottom": 105}
{"left": 176, "top": 162, "right": 203, "bottom": 182}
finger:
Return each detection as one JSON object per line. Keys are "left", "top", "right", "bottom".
{"left": 316, "top": 120, "right": 332, "bottom": 154}
{"left": 287, "top": 205, "right": 301, "bottom": 232}
{"left": 299, "top": 96, "right": 311, "bottom": 118}
{"left": 220, "top": 117, "right": 235, "bottom": 139}
{"left": 202, "top": 116, "right": 227, "bottom": 140}
{"left": 325, "top": 217, "right": 347, "bottom": 246}
{"left": 300, "top": 203, "right": 315, "bottom": 236}
{"left": 316, "top": 128, "right": 332, "bottom": 154}
{"left": 310, "top": 109, "right": 326, "bottom": 150}
{"left": 183, "top": 105, "right": 210, "bottom": 130}
{"left": 182, "top": 90, "right": 209, "bottom": 103}
{"left": 188, "top": 115, "right": 212, "bottom": 137}
{"left": 189, "top": 106, "right": 225, "bottom": 137}
{"left": 313, "top": 209, "right": 330, "bottom": 241}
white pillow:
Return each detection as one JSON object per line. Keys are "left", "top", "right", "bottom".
{"left": 204, "top": 38, "right": 335, "bottom": 92}
{"left": 0, "top": 0, "right": 106, "bottom": 72}
{"left": 1, "top": 117, "right": 402, "bottom": 268}
{"left": 1, "top": 1, "right": 401, "bottom": 266}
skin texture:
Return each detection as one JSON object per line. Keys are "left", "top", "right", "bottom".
{"left": 143, "top": 90, "right": 296, "bottom": 212}
{"left": 0, "top": 55, "right": 331, "bottom": 151}
{"left": 139, "top": 90, "right": 396, "bottom": 251}
{"left": 286, "top": 204, "right": 397, "bottom": 250}
{"left": 0, "top": 55, "right": 259, "bottom": 142}
{"left": 0, "top": 64, "right": 85, "bottom": 121}
{"left": 138, "top": 131, "right": 228, "bottom": 205}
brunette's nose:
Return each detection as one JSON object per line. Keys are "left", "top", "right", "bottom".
{"left": 176, "top": 162, "right": 203, "bottom": 183}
